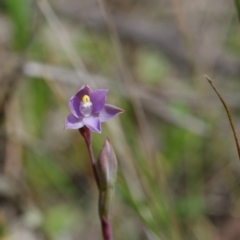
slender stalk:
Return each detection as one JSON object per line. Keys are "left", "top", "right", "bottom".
{"left": 205, "top": 75, "right": 240, "bottom": 160}
{"left": 98, "top": 187, "right": 114, "bottom": 240}
{"left": 101, "top": 215, "right": 113, "bottom": 240}
{"left": 79, "top": 127, "right": 100, "bottom": 189}
{"left": 79, "top": 127, "right": 114, "bottom": 240}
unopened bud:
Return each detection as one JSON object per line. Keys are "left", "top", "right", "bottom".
{"left": 97, "top": 138, "right": 118, "bottom": 190}
{"left": 97, "top": 138, "right": 118, "bottom": 221}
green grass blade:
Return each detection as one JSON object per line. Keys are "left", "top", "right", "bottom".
{"left": 235, "top": 0, "right": 240, "bottom": 23}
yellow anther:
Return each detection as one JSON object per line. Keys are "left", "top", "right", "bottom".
{"left": 82, "top": 95, "right": 90, "bottom": 103}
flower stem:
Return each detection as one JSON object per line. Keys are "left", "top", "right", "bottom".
{"left": 79, "top": 127, "right": 114, "bottom": 240}
{"left": 79, "top": 127, "right": 100, "bottom": 189}
{"left": 101, "top": 215, "right": 113, "bottom": 240}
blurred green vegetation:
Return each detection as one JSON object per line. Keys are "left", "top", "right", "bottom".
{"left": 4, "top": 0, "right": 31, "bottom": 49}
{"left": 1, "top": 0, "right": 240, "bottom": 240}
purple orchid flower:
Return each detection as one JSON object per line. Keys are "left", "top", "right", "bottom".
{"left": 65, "top": 85, "right": 123, "bottom": 133}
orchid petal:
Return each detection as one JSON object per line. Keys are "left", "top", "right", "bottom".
{"left": 65, "top": 114, "right": 84, "bottom": 129}
{"left": 90, "top": 89, "right": 108, "bottom": 114}
{"left": 69, "top": 96, "right": 81, "bottom": 118}
{"left": 76, "top": 85, "right": 93, "bottom": 101}
{"left": 83, "top": 116, "right": 101, "bottom": 133}
{"left": 99, "top": 104, "right": 123, "bottom": 122}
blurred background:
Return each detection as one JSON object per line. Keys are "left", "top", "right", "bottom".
{"left": 0, "top": 0, "right": 240, "bottom": 239}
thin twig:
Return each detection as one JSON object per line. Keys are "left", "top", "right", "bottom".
{"left": 205, "top": 75, "right": 240, "bottom": 160}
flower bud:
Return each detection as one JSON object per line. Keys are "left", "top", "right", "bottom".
{"left": 97, "top": 138, "right": 118, "bottom": 190}
{"left": 97, "top": 138, "right": 118, "bottom": 221}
